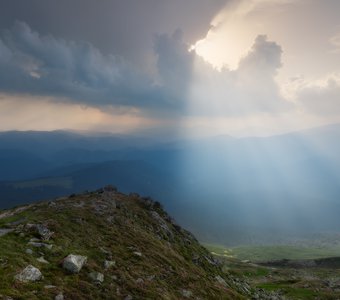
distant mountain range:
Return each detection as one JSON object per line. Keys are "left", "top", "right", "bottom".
{"left": 1, "top": 124, "right": 340, "bottom": 245}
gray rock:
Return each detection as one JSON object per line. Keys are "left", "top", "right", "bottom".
{"left": 89, "top": 272, "right": 104, "bottom": 284}
{"left": 205, "top": 255, "right": 219, "bottom": 266}
{"left": 104, "top": 260, "right": 115, "bottom": 269}
{"left": 62, "top": 254, "right": 87, "bottom": 273}
{"left": 0, "top": 229, "right": 14, "bottom": 237}
{"left": 124, "top": 295, "right": 133, "bottom": 300}
{"left": 15, "top": 265, "right": 42, "bottom": 282}
{"left": 147, "top": 275, "right": 155, "bottom": 281}
{"left": 29, "top": 237, "right": 40, "bottom": 242}
{"left": 215, "top": 275, "right": 229, "bottom": 287}
{"left": 180, "top": 289, "right": 193, "bottom": 298}
{"left": 37, "top": 256, "right": 49, "bottom": 264}
{"left": 72, "top": 201, "right": 85, "bottom": 208}
{"left": 26, "top": 224, "right": 54, "bottom": 240}
{"left": 28, "top": 241, "right": 53, "bottom": 250}
{"left": 55, "top": 293, "right": 64, "bottom": 300}
{"left": 25, "top": 248, "right": 33, "bottom": 255}
{"left": 136, "top": 278, "right": 144, "bottom": 284}
{"left": 133, "top": 251, "right": 142, "bottom": 257}
{"left": 150, "top": 211, "right": 173, "bottom": 239}
{"left": 44, "top": 285, "right": 57, "bottom": 289}
{"left": 106, "top": 215, "right": 115, "bottom": 223}
{"left": 36, "top": 224, "right": 54, "bottom": 240}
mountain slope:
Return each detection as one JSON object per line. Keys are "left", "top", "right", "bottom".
{"left": 0, "top": 187, "right": 256, "bottom": 299}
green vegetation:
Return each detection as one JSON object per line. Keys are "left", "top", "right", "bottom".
{"left": 257, "top": 282, "right": 317, "bottom": 300}
{"left": 204, "top": 243, "right": 340, "bottom": 262}
{"left": 2, "top": 191, "right": 340, "bottom": 299}
{"left": 0, "top": 190, "right": 245, "bottom": 299}
{"left": 204, "top": 242, "right": 340, "bottom": 299}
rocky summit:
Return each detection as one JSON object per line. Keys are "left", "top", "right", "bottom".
{"left": 0, "top": 186, "right": 236, "bottom": 299}
{"left": 0, "top": 186, "right": 279, "bottom": 299}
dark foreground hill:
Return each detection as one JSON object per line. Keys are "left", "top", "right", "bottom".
{"left": 0, "top": 186, "right": 282, "bottom": 300}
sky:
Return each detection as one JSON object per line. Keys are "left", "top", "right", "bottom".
{"left": 0, "top": 0, "right": 339, "bottom": 137}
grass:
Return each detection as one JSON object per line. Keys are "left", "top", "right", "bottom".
{"left": 204, "top": 243, "right": 340, "bottom": 262}
{"left": 0, "top": 191, "right": 245, "bottom": 299}
{"left": 204, "top": 242, "right": 340, "bottom": 299}
{"left": 257, "top": 282, "right": 317, "bottom": 300}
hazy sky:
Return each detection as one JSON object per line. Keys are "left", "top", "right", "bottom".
{"left": 0, "top": 0, "right": 339, "bottom": 137}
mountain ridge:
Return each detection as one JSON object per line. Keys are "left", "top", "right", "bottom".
{"left": 0, "top": 186, "right": 283, "bottom": 299}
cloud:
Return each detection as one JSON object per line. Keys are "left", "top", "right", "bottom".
{"left": 0, "top": 22, "right": 167, "bottom": 111}
{"left": 296, "top": 75, "right": 340, "bottom": 115}
{"left": 0, "top": 0, "right": 227, "bottom": 73}
{"left": 0, "top": 22, "right": 292, "bottom": 118}
{"left": 189, "top": 35, "right": 292, "bottom": 116}
{"left": 153, "top": 29, "right": 194, "bottom": 109}
{"left": 330, "top": 33, "right": 340, "bottom": 53}
{"left": 238, "top": 35, "right": 282, "bottom": 76}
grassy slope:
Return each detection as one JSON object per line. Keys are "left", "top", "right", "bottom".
{"left": 0, "top": 190, "right": 245, "bottom": 300}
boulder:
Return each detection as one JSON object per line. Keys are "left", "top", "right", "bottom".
{"left": 15, "top": 265, "right": 42, "bottom": 282}
{"left": 89, "top": 272, "right": 104, "bottom": 284}
{"left": 36, "top": 224, "right": 54, "bottom": 240}
{"left": 62, "top": 254, "right": 87, "bottom": 273}
{"left": 26, "top": 223, "right": 54, "bottom": 240}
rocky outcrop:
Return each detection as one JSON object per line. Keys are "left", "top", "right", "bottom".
{"left": 150, "top": 210, "right": 174, "bottom": 239}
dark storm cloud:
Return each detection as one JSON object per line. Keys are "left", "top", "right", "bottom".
{"left": 0, "top": 0, "right": 227, "bottom": 71}
{"left": 0, "top": 22, "right": 291, "bottom": 116}
{"left": 154, "top": 30, "right": 195, "bottom": 105}
{"left": 0, "top": 22, "right": 193, "bottom": 113}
